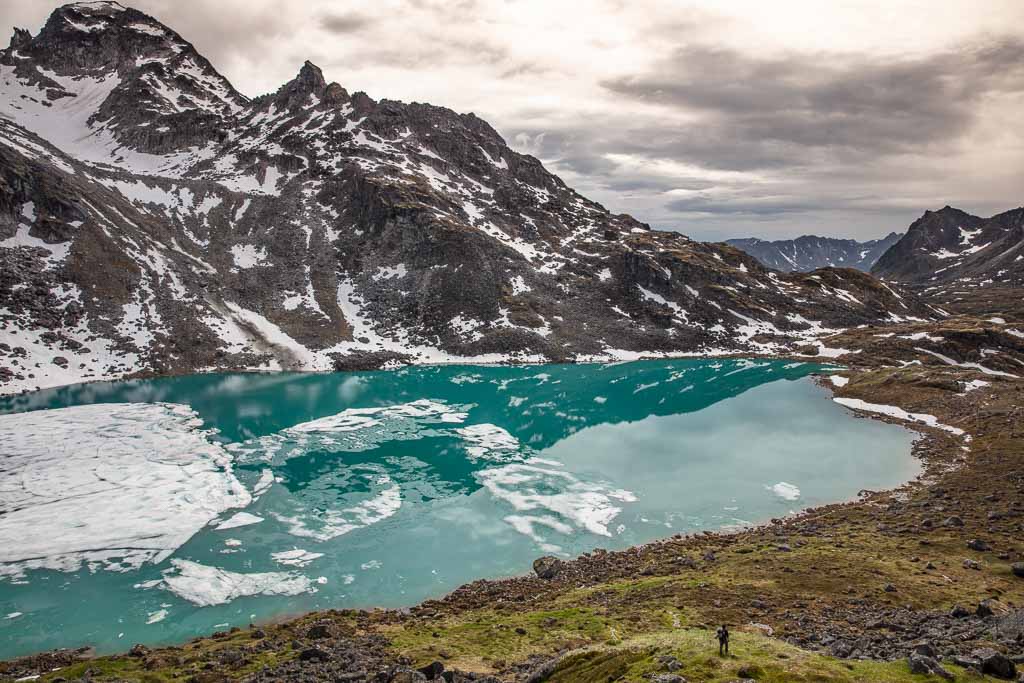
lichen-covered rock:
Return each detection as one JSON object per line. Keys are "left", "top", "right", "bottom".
{"left": 532, "top": 556, "right": 563, "bottom": 580}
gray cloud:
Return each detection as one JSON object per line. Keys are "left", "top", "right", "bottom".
{"left": 603, "top": 39, "right": 1024, "bottom": 166}
{"left": 665, "top": 196, "right": 823, "bottom": 216}
{"left": 319, "top": 11, "right": 374, "bottom": 34}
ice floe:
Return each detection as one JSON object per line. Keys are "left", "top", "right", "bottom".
{"left": 230, "top": 399, "right": 470, "bottom": 464}
{"left": 252, "top": 469, "right": 275, "bottom": 498}
{"left": 455, "top": 424, "right": 520, "bottom": 461}
{"left": 271, "top": 549, "right": 324, "bottom": 568}
{"left": 477, "top": 459, "right": 637, "bottom": 542}
{"left": 215, "top": 512, "right": 264, "bottom": 531}
{"left": 272, "top": 472, "right": 401, "bottom": 541}
{"left": 767, "top": 482, "right": 801, "bottom": 501}
{"left": 145, "top": 609, "right": 168, "bottom": 624}
{"left": 0, "top": 403, "right": 250, "bottom": 581}
{"left": 151, "top": 559, "right": 317, "bottom": 607}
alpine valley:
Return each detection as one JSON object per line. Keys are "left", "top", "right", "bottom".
{"left": 0, "top": 1, "right": 942, "bottom": 394}
{"left": 3, "top": 4, "right": 1024, "bottom": 683}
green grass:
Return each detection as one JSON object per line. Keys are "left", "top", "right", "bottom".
{"left": 541, "top": 631, "right": 992, "bottom": 683}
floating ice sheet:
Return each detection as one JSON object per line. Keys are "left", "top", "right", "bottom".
{"left": 152, "top": 559, "right": 316, "bottom": 607}
{"left": 272, "top": 470, "right": 402, "bottom": 541}
{"left": 229, "top": 399, "right": 471, "bottom": 464}
{"left": 767, "top": 482, "right": 801, "bottom": 501}
{"left": 477, "top": 459, "right": 636, "bottom": 543}
{"left": 215, "top": 512, "right": 264, "bottom": 531}
{"left": 271, "top": 549, "right": 324, "bottom": 568}
{"left": 455, "top": 423, "right": 520, "bottom": 461}
{"left": 0, "top": 403, "right": 250, "bottom": 580}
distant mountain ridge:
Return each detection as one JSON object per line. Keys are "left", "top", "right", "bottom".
{"left": 726, "top": 233, "right": 902, "bottom": 272}
{"left": 0, "top": 2, "right": 938, "bottom": 394}
{"left": 872, "top": 206, "right": 1024, "bottom": 289}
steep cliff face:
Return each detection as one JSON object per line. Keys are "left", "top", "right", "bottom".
{"left": 0, "top": 2, "right": 938, "bottom": 394}
{"left": 727, "top": 233, "right": 902, "bottom": 272}
{"left": 872, "top": 206, "right": 1024, "bottom": 291}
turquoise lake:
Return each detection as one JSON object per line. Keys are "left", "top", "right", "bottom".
{"left": 0, "top": 359, "right": 920, "bottom": 659}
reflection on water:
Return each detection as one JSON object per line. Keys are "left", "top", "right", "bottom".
{"left": 0, "top": 359, "right": 919, "bottom": 659}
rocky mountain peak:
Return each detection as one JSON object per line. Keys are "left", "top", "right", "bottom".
{"left": 24, "top": 2, "right": 181, "bottom": 74}
{"left": 0, "top": 2, "right": 248, "bottom": 157}
{"left": 262, "top": 60, "right": 353, "bottom": 111}
{"left": 7, "top": 28, "right": 31, "bottom": 51}
{"left": 297, "top": 60, "right": 326, "bottom": 91}
{"left": 873, "top": 206, "right": 1022, "bottom": 287}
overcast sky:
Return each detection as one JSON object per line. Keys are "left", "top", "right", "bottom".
{"left": 6, "top": 1, "right": 1024, "bottom": 241}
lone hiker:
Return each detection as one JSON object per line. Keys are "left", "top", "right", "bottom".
{"left": 716, "top": 624, "right": 730, "bottom": 655}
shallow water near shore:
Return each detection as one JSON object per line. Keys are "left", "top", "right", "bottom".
{"left": 0, "top": 359, "right": 919, "bottom": 659}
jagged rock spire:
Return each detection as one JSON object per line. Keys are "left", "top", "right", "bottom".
{"left": 8, "top": 28, "right": 31, "bottom": 51}
{"left": 296, "top": 60, "right": 326, "bottom": 91}
{"left": 267, "top": 60, "right": 352, "bottom": 109}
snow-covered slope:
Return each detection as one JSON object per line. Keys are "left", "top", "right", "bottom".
{"left": 726, "top": 233, "right": 902, "bottom": 273}
{"left": 0, "top": 3, "right": 938, "bottom": 394}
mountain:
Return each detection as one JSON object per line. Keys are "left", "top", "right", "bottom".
{"left": 872, "top": 206, "right": 1024, "bottom": 288}
{"left": 726, "top": 233, "right": 902, "bottom": 272}
{"left": 0, "top": 2, "right": 937, "bottom": 394}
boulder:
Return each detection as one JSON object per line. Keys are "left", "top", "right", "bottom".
{"left": 968, "top": 538, "right": 993, "bottom": 552}
{"left": 911, "top": 641, "right": 939, "bottom": 659}
{"left": 658, "top": 655, "right": 682, "bottom": 671}
{"left": 950, "top": 605, "right": 971, "bottom": 618}
{"left": 942, "top": 516, "right": 964, "bottom": 527}
{"left": 972, "top": 648, "right": 1017, "bottom": 679}
{"left": 389, "top": 669, "right": 429, "bottom": 683}
{"left": 830, "top": 640, "right": 854, "bottom": 658}
{"left": 305, "top": 623, "right": 332, "bottom": 639}
{"left": 907, "top": 652, "right": 953, "bottom": 680}
{"left": 298, "top": 647, "right": 329, "bottom": 663}
{"left": 979, "top": 599, "right": 1009, "bottom": 618}
{"left": 1012, "top": 562, "right": 1024, "bottom": 578}
{"left": 417, "top": 661, "right": 444, "bottom": 679}
{"left": 532, "top": 556, "right": 563, "bottom": 580}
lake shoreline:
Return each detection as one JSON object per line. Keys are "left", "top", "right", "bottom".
{"left": 2, "top": 315, "right": 1023, "bottom": 682}
{"left": 0, "top": 347, "right": 838, "bottom": 400}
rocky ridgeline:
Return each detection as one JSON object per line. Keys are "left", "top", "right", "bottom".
{"left": 726, "top": 232, "right": 902, "bottom": 273}
{"left": 0, "top": 2, "right": 941, "bottom": 394}
{"left": 872, "top": 205, "right": 1024, "bottom": 291}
